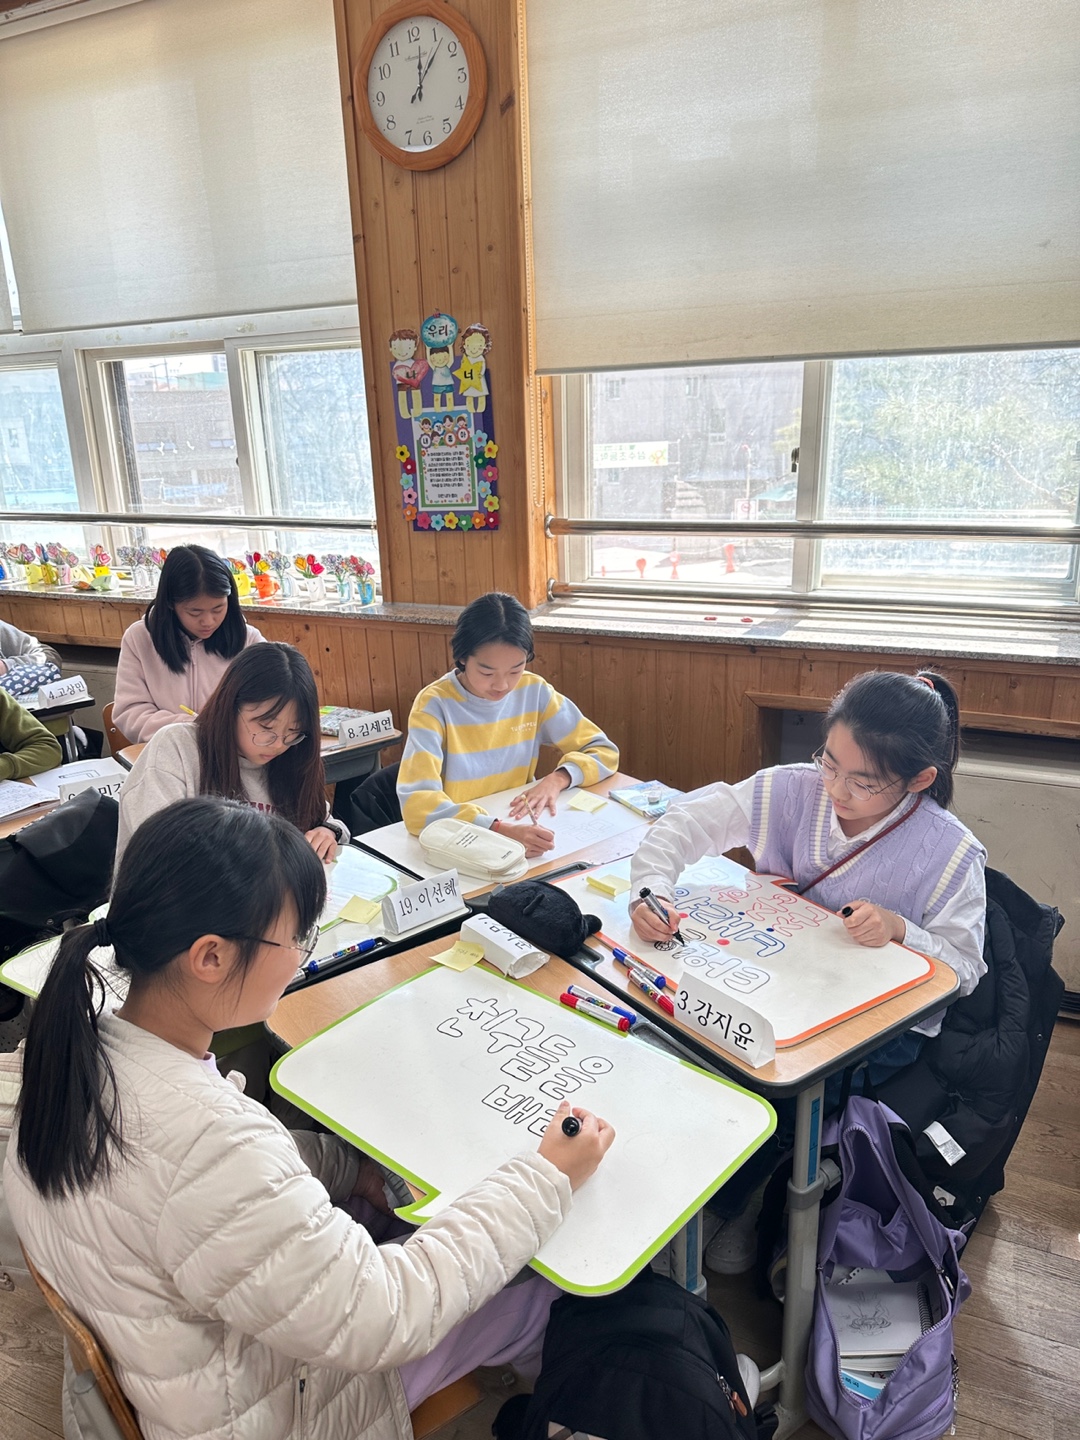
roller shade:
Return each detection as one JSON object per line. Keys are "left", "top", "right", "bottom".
{"left": 526, "top": 0, "right": 1080, "bottom": 372}
{"left": 0, "top": 0, "right": 356, "bottom": 333}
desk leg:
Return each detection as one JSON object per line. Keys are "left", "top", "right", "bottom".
{"left": 770, "top": 1076, "right": 826, "bottom": 1439}
{"left": 669, "top": 1209, "right": 706, "bottom": 1297}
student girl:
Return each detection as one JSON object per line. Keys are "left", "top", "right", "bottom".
{"left": 113, "top": 543, "right": 262, "bottom": 741}
{"left": 398, "top": 592, "right": 619, "bottom": 856}
{"left": 6, "top": 798, "right": 614, "bottom": 1440}
{"left": 631, "top": 671, "right": 986, "bottom": 1271}
{"left": 0, "top": 686, "right": 62, "bottom": 781}
{"left": 116, "top": 642, "right": 348, "bottom": 865}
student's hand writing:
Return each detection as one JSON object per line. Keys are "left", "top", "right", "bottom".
{"left": 495, "top": 820, "right": 555, "bottom": 857}
{"left": 508, "top": 769, "right": 570, "bottom": 820}
{"left": 841, "top": 900, "right": 905, "bottom": 948}
{"left": 305, "top": 825, "right": 339, "bottom": 863}
{"left": 630, "top": 896, "right": 679, "bottom": 944}
{"left": 537, "top": 1102, "right": 615, "bottom": 1190}
{"left": 351, "top": 1155, "right": 393, "bottom": 1215}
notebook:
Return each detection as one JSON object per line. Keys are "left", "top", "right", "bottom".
{"left": 824, "top": 1269, "right": 933, "bottom": 1362}
{"left": 608, "top": 780, "right": 684, "bottom": 819}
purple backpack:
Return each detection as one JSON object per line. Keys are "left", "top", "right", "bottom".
{"left": 805, "top": 1097, "right": 970, "bottom": 1440}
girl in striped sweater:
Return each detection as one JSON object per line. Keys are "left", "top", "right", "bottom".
{"left": 398, "top": 593, "right": 618, "bottom": 857}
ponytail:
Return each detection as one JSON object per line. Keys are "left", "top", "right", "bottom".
{"left": 825, "top": 669, "right": 962, "bottom": 810}
{"left": 15, "top": 797, "right": 326, "bottom": 1200}
{"left": 16, "top": 924, "right": 123, "bottom": 1199}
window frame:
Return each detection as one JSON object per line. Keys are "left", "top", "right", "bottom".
{"left": 553, "top": 354, "right": 1080, "bottom": 615}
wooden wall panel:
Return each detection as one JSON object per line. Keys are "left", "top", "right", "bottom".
{"left": 7, "top": 594, "right": 1080, "bottom": 790}
{"left": 335, "top": 0, "right": 554, "bottom": 608}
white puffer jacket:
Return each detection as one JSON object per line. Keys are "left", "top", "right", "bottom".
{"left": 4, "top": 1014, "right": 572, "bottom": 1440}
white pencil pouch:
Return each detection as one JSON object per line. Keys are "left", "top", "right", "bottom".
{"left": 418, "top": 818, "right": 529, "bottom": 883}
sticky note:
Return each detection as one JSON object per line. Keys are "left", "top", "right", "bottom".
{"left": 568, "top": 790, "right": 607, "bottom": 813}
{"left": 339, "top": 895, "right": 382, "bottom": 926}
{"left": 587, "top": 873, "right": 631, "bottom": 898}
{"left": 433, "top": 940, "right": 484, "bottom": 972}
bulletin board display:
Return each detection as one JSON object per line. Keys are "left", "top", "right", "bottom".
{"left": 271, "top": 964, "right": 775, "bottom": 1295}
{"left": 553, "top": 856, "right": 934, "bottom": 1048}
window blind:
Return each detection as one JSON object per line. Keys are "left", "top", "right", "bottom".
{"left": 0, "top": 0, "right": 356, "bottom": 333}
{"left": 526, "top": 0, "right": 1080, "bottom": 372}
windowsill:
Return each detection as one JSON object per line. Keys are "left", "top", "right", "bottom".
{"left": 4, "top": 581, "right": 1080, "bottom": 667}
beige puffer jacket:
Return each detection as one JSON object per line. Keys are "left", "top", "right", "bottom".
{"left": 4, "top": 1014, "right": 572, "bottom": 1440}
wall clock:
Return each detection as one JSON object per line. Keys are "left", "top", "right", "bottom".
{"left": 355, "top": 1, "right": 488, "bottom": 171}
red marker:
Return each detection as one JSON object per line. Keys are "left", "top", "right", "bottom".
{"left": 560, "top": 992, "right": 631, "bottom": 1031}
{"left": 625, "top": 970, "right": 675, "bottom": 1016}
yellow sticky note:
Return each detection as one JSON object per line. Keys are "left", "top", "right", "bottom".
{"left": 433, "top": 941, "right": 484, "bottom": 972}
{"left": 568, "top": 790, "right": 607, "bottom": 813}
{"left": 587, "top": 872, "right": 631, "bottom": 898}
{"left": 339, "top": 895, "right": 382, "bottom": 926}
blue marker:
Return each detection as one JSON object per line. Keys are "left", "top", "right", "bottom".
{"left": 296, "top": 937, "right": 379, "bottom": 980}
{"left": 611, "top": 948, "right": 668, "bottom": 990}
{"left": 566, "top": 983, "right": 639, "bottom": 1026}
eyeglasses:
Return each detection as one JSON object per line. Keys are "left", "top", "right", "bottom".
{"left": 231, "top": 929, "right": 319, "bottom": 963}
{"left": 247, "top": 725, "right": 307, "bottom": 749}
{"left": 812, "top": 748, "right": 900, "bottom": 804}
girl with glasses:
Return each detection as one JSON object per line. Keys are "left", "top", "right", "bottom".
{"left": 7, "top": 799, "right": 613, "bottom": 1440}
{"left": 629, "top": 670, "right": 985, "bottom": 1273}
{"left": 113, "top": 544, "right": 263, "bottom": 742}
{"left": 117, "top": 642, "right": 348, "bottom": 866}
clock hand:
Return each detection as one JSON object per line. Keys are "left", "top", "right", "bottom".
{"left": 412, "top": 47, "right": 423, "bottom": 103}
{"left": 415, "top": 35, "right": 443, "bottom": 98}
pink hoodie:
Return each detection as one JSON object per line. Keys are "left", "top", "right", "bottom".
{"left": 113, "top": 618, "right": 263, "bottom": 742}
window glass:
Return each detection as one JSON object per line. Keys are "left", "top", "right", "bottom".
{"left": 821, "top": 351, "right": 1080, "bottom": 592}
{"left": 0, "top": 365, "right": 81, "bottom": 551}
{"left": 583, "top": 363, "right": 802, "bottom": 587}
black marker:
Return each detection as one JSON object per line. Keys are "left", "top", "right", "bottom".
{"left": 638, "top": 887, "right": 686, "bottom": 945}
{"left": 840, "top": 905, "right": 854, "bottom": 918}
{"left": 561, "top": 1115, "right": 582, "bottom": 1138}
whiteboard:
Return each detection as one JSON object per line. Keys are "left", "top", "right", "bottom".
{"left": 554, "top": 856, "right": 934, "bottom": 1047}
{"left": 271, "top": 965, "right": 775, "bottom": 1295}
{"left": 0, "top": 847, "right": 449, "bottom": 1000}
{"left": 359, "top": 783, "right": 647, "bottom": 881}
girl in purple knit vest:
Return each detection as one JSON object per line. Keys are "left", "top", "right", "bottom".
{"left": 630, "top": 670, "right": 986, "bottom": 1274}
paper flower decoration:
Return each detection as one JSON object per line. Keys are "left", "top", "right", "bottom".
{"left": 484, "top": 495, "right": 500, "bottom": 512}
{"left": 402, "top": 458, "right": 416, "bottom": 476}
{"left": 91, "top": 544, "right": 112, "bottom": 567}
{"left": 471, "top": 512, "right": 486, "bottom": 530}
{"left": 482, "top": 464, "right": 499, "bottom": 483}
{"left": 264, "top": 550, "right": 292, "bottom": 576}
{"left": 294, "top": 554, "right": 324, "bottom": 578}
{"left": 417, "top": 512, "right": 432, "bottom": 529}
{"left": 484, "top": 441, "right": 499, "bottom": 459}
{"left": 403, "top": 504, "right": 417, "bottom": 521}
{"left": 444, "top": 512, "right": 459, "bottom": 529}
{"left": 474, "top": 430, "right": 488, "bottom": 446}
{"left": 430, "top": 514, "right": 444, "bottom": 531}
{"left": 395, "top": 445, "right": 410, "bottom": 463}
{"left": 347, "top": 555, "right": 375, "bottom": 578}
{"left": 477, "top": 480, "right": 491, "bottom": 499}
{"left": 322, "top": 553, "right": 352, "bottom": 581}
{"left": 402, "top": 487, "right": 417, "bottom": 506}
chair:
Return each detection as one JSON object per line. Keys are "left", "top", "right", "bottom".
{"left": 102, "top": 704, "right": 133, "bottom": 758}
{"left": 22, "top": 1245, "right": 143, "bottom": 1440}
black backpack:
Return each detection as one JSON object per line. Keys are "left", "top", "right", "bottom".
{"left": 493, "top": 1270, "right": 774, "bottom": 1440}
{"left": 0, "top": 789, "right": 118, "bottom": 948}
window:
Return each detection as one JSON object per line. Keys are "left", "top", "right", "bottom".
{"left": 0, "top": 363, "right": 83, "bottom": 553}
{"left": 555, "top": 347, "right": 1080, "bottom": 613}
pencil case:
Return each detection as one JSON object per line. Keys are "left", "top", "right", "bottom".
{"left": 418, "top": 818, "right": 529, "bottom": 883}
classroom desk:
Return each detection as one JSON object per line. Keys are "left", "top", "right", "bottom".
{"left": 0, "top": 781, "right": 58, "bottom": 839}
{"left": 115, "top": 727, "right": 401, "bottom": 781}
{"left": 572, "top": 941, "right": 958, "bottom": 1435}
{"left": 22, "top": 690, "right": 97, "bottom": 762}
{"left": 358, "top": 772, "right": 652, "bottom": 896}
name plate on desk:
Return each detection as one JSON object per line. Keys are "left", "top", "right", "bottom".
{"left": 338, "top": 710, "right": 394, "bottom": 744}
{"left": 674, "top": 966, "right": 775, "bottom": 1069}
{"left": 37, "top": 674, "right": 90, "bottom": 707}
{"left": 58, "top": 772, "right": 126, "bottom": 803}
{"left": 381, "top": 869, "right": 461, "bottom": 936}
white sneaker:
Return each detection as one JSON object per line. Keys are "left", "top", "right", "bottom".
{"left": 737, "top": 1353, "right": 761, "bottom": 1408}
{"left": 704, "top": 1205, "right": 758, "bottom": 1275}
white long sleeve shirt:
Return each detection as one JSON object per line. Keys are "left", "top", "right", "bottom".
{"left": 631, "top": 778, "right": 986, "bottom": 1036}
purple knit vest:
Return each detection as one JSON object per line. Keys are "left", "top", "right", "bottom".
{"left": 748, "top": 765, "right": 984, "bottom": 925}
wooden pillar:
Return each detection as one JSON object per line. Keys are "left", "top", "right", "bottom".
{"left": 334, "top": 0, "right": 553, "bottom": 608}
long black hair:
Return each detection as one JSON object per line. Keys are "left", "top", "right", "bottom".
{"left": 196, "top": 643, "right": 326, "bottom": 833}
{"left": 825, "top": 669, "right": 962, "bottom": 808}
{"left": 451, "top": 592, "right": 535, "bottom": 670}
{"left": 16, "top": 798, "right": 325, "bottom": 1199}
{"left": 145, "top": 544, "right": 247, "bottom": 674}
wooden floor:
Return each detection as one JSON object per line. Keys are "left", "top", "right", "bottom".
{"left": 1, "top": 1020, "right": 1077, "bottom": 1440}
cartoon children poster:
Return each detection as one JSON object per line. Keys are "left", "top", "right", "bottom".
{"left": 390, "top": 311, "right": 499, "bottom": 533}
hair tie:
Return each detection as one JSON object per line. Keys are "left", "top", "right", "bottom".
{"left": 92, "top": 916, "right": 111, "bottom": 949}
{"left": 915, "top": 674, "right": 936, "bottom": 690}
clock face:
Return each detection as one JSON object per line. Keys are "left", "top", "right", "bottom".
{"left": 367, "top": 14, "right": 471, "bottom": 154}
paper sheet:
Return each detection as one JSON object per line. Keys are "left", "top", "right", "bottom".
{"left": 432, "top": 940, "right": 484, "bottom": 972}
{"left": 0, "top": 779, "right": 52, "bottom": 820}
{"left": 360, "top": 783, "right": 648, "bottom": 881}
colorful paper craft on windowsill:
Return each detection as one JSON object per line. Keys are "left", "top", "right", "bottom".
{"left": 390, "top": 310, "right": 499, "bottom": 534}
